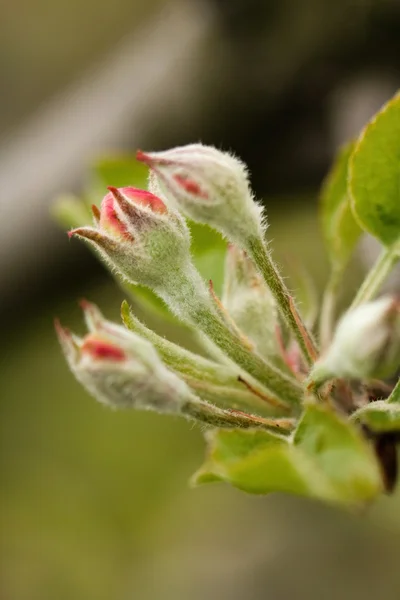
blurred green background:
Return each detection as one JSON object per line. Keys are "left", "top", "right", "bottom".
{"left": 2, "top": 1, "right": 400, "bottom": 599}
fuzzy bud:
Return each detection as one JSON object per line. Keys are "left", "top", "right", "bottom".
{"left": 68, "top": 186, "right": 191, "bottom": 291}
{"left": 311, "top": 296, "right": 400, "bottom": 384}
{"left": 55, "top": 302, "right": 192, "bottom": 413}
{"left": 137, "top": 144, "right": 265, "bottom": 245}
{"left": 222, "top": 245, "right": 278, "bottom": 359}
{"left": 56, "top": 302, "right": 282, "bottom": 431}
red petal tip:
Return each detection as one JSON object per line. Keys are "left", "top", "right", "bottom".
{"left": 54, "top": 318, "right": 70, "bottom": 340}
{"left": 78, "top": 298, "right": 92, "bottom": 310}
{"left": 106, "top": 186, "right": 126, "bottom": 205}
{"left": 91, "top": 204, "right": 101, "bottom": 220}
{"left": 67, "top": 230, "right": 75, "bottom": 239}
{"left": 136, "top": 149, "right": 151, "bottom": 164}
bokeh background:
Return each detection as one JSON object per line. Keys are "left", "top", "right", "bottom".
{"left": 2, "top": 1, "right": 400, "bottom": 598}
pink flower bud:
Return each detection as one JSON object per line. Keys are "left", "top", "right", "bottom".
{"left": 68, "top": 185, "right": 191, "bottom": 290}
{"left": 55, "top": 302, "right": 193, "bottom": 411}
{"left": 137, "top": 144, "right": 265, "bottom": 245}
{"left": 97, "top": 186, "right": 168, "bottom": 239}
{"left": 99, "top": 190, "right": 130, "bottom": 239}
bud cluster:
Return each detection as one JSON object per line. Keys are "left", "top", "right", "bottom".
{"left": 55, "top": 140, "right": 400, "bottom": 504}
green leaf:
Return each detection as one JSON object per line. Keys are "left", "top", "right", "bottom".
{"left": 352, "top": 400, "right": 400, "bottom": 433}
{"left": 193, "top": 404, "right": 383, "bottom": 507}
{"left": 349, "top": 92, "right": 400, "bottom": 247}
{"left": 192, "top": 428, "right": 328, "bottom": 497}
{"left": 320, "top": 141, "right": 361, "bottom": 269}
{"left": 294, "top": 404, "right": 382, "bottom": 503}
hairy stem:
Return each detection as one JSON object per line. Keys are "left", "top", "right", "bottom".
{"left": 246, "top": 235, "right": 318, "bottom": 365}
{"left": 184, "top": 400, "right": 295, "bottom": 431}
{"left": 350, "top": 245, "right": 399, "bottom": 310}
{"left": 184, "top": 376, "right": 291, "bottom": 414}
{"left": 122, "top": 301, "right": 290, "bottom": 412}
{"left": 159, "top": 264, "right": 304, "bottom": 405}
{"left": 319, "top": 268, "right": 343, "bottom": 350}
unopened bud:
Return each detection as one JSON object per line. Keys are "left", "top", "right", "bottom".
{"left": 137, "top": 144, "right": 265, "bottom": 245}
{"left": 310, "top": 296, "right": 400, "bottom": 385}
{"left": 222, "top": 245, "right": 278, "bottom": 359}
{"left": 55, "top": 303, "right": 191, "bottom": 413}
{"left": 69, "top": 186, "right": 190, "bottom": 290}
{"left": 56, "top": 302, "right": 282, "bottom": 431}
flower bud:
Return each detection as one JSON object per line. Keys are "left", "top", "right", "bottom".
{"left": 69, "top": 186, "right": 191, "bottom": 290}
{"left": 137, "top": 144, "right": 265, "bottom": 245}
{"left": 311, "top": 296, "right": 400, "bottom": 384}
{"left": 222, "top": 245, "right": 278, "bottom": 359}
{"left": 55, "top": 303, "right": 192, "bottom": 413}
{"left": 56, "top": 302, "right": 285, "bottom": 431}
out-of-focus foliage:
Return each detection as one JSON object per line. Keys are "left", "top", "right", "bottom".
{"left": 350, "top": 92, "right": 400, "bottom": 248}
{"left": 320, "top": 141, "right": 361, "bottom": 273}
{"left": 353, "top": 400, "right": 400, "bottom": 434}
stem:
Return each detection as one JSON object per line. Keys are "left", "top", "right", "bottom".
{"left": 184, "top": 376, "right": 291, "bottom": 414}
{"left": 349, "top": 245, "right": 399, "bottom": 310}
{"left": 319, "top": 268, "right": 343, "bottom": 350}
{"left": 122, "top": 302, "right": 293, "bottom": 412}
{"left": 190, "top": 304, "right": 303, "bottom": 405}
{"left": 160, "top": 264, "right": 304, "bottom": 406}
{"left": 122, "top": 301, "right": 235, "bottom": 384}
{"left": 184, "top": 400, "right": 295, "bottom": 431}
{"left": 246, "top": 236, "right": 318, "bottom": 366}
{"left": 388, "top": 378, "right": 400, "bottom": 404}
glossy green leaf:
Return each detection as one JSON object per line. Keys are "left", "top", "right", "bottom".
{"left": 352, "top": 400, "right": 400, "bottom": 433}
{"left": 349, "top": 92, "right": 400, "bottom": 247}
{"left": 193, "top": 404, "right": 383, "bottom": 507}
{"left": 320, "top": 142, "right": 361, "bottom": 269}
